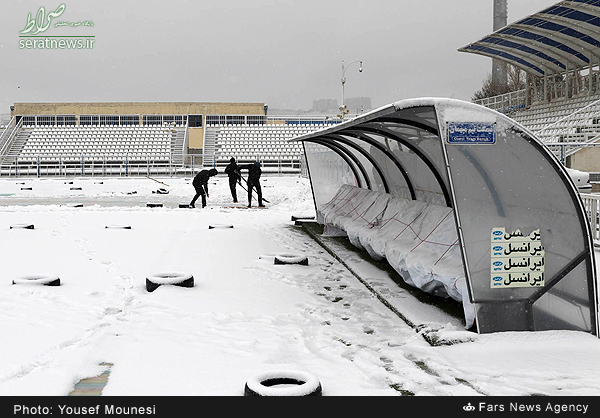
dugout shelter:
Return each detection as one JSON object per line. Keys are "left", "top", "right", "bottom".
{"left": 293, "top": 98, "right": 598, "bottom": 335}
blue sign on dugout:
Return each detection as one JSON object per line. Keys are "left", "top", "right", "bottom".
{"left": 447, "top": 122, "right": 496, "bottom": 145}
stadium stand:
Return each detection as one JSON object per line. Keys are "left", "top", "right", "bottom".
{"left": 0, "top": 101, "right": 342, "bottom": 176}
{"left": 1, "top": 102, "right": 273, "bottom": 177}
{"left": 22, "top": 126, "right": 173, "bottom": 157}
{"left": 204, "top": 123, "right": 324, "bottom": 172}
{"left": 510, "top": 93, "right": 600, "bottom": 161}
{"left": 1, "top": 124, "right": 185, "bottom": 175}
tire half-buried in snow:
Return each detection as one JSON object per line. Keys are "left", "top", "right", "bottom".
{"left": 146, "top": 271, "right": 194, "bottom": 292}
{"left": 12, "top": 274, "right": 61, "bottom": 286}
{"left": 208, "top": 224, "right": 234, "bottom": 229}
{"left": 10, "top": 223, "right": 34, "bottom": 229}
{"left": 244, "top": 370, "right": 322, "bottom": 396}
{"left": 273, "top": 254, "right": 309, "bottom": 266}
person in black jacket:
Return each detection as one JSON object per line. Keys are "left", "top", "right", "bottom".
{"left": 224, "top": 157, "right": 241, "bottom": 203}
{"left": 190, "top": 168, "right": 218, "bottom": 208}
{"left": 238, "top": 161, "right": 264, "bottom": 207}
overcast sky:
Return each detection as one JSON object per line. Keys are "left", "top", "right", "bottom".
{"left": 0, "top": 0, "right": 559, "bottom": 114}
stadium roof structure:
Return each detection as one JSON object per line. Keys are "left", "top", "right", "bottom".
{"left": 292, "top": 98, "right": 598, "bottom": 335}
{"left": 458, "top": 0, "right": 600, "bottom": 76}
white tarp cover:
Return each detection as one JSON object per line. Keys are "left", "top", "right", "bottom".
{"left": 318, "top": 184, "right": 476, "bottom": 328}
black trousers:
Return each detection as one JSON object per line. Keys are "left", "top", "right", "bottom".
{"left": 190, "top": 185, "right": 206, "bottom": 207}
{"left": 247, "top": 179, "right": 263, "bottom": 206}
{"left": 228, "top": 176, "right": 238, "bottom": 202}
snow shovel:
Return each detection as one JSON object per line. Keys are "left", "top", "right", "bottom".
{"left": 239, "top": 174, "right": 270, "bottom": 204}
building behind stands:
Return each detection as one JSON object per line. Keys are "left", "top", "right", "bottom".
{"left": 0, "top": 102, "right": 338, "bottom": 176}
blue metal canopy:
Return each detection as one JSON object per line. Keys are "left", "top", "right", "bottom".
{"left": 459, "top": 0, "right": 600, "bottom": 76}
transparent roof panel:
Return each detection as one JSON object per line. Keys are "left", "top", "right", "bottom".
{"left": 438, "top": 100, "right": 596, "bottom": 334}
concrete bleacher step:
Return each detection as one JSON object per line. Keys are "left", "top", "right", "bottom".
{"left": 202, "top": 128, "right": 217, "bottom": 167}
{"left": 510, "top": 94, "right": 600, "bottom": 159}
{"left": 169, "top": 128, "right": 186, "bottom": 165}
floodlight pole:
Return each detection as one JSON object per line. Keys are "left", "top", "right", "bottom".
{"left": 341, "top": 60, "right": 363, "bottom": 121}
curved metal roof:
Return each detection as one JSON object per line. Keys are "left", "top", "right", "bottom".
{"left": 458, "top": 0, "right": 600, "bottom": 76}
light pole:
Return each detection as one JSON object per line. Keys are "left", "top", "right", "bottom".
{"left": 340, "top": 59, "right": 363, "bottom": 121}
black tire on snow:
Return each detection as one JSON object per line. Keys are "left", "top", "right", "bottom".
{"left": 244, "top": 370, "right": 322, "bottom": 396}
{"left": 10, "top": 224, "right": 34, "bottom": 229}
{"left": 208, "top": 224, "right": 234, "bottom": 229}
{"left": 274, "top": 254, "right": 309, "bottom": 266}
{"left": 291, "top": 215, "right": 315, "bottom": 222}
{"left": 146, "top": 272, "right": 194, "bottom": 292}
{"left": 146, "top": 203, "right": 163, "bottom": 208}
{"left": 12, "top": 274, "right": 61, "bottom": 286}
{"left": 294, "top": 219, "right": 316, "bottom": 226}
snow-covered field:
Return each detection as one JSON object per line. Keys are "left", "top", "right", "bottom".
{"left": 0, "top": 175, "right": 599, "bottom": 396}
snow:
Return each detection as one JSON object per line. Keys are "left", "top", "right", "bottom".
{"left": 0, "top": 175, "right": 599, "bottom": 396}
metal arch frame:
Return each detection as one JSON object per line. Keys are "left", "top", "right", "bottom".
{"left": 475, "top": 37, "right": 567, "bottom": 73}
{"left": 346, "top": 124, "right": 454, "bottom": 208}
{"left": 327, "top": 131, "right": 417, "bottom": 200}
{"left": 312, "top": 139, "right": 371, "bottom": 190}
{"left": 539, "top": 8, "right": 600, "bottom": 35}
{"left": 574, "top": 1, "right": 600, "bottom": 17}
{"left": 460, "top": 44, "right": 546, "bottom": 75}
{"left": 498, "top": 27, "right": 590, "bottom": 64}
{"left": 515, "top": 17, "right": 600, "bottom": 50}
{"left": 509, "top": 25, "right": 595, "bottom": 66}
{"left": 319, "top": 134, "right": 393, "bottom": 195}
{"left": 304, "top": 138, "right": 370, "bottom": 190}
{"left": 470, "top": 51, "right": 545, "bottom": 76}
{"left": 492, "top": 29, "right": 586, "bottom": 65}
{"left": 374, "top": 117, "right": 440, "bottom": 136}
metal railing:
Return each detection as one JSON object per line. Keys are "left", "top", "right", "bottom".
{"left": 210, "top": 152, "right": 303, "bottom": 175}
{"left": 580, "top": 193, "right": 600, "bottom": 244}
{"left": 0, "top": 117, "right": 22, "bottom": 160}
{"left": 0, "top": 116, "right": 16, "bottom": 147}
{"left": 0, "top": 153, "right": 305, "bottom": 178}
{"left": 474, "top": 89, "right": 527, "bottom": 114}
